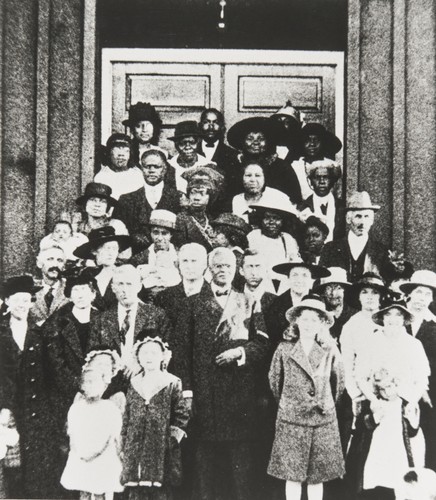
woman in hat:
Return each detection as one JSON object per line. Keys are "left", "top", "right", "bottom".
{"left": 180, "top": 164, "right": 225, "bottom": 215}
{"left": 122, "top": 101, "right": 168, "bottom": 164}
{"left": 270, "top": 100, "right": 302, "bottom": 163}
{"left": 167, "top": 121, "right": 210, "bottom": 193}
{"left": 173, "top": 177, "right": 217, "bottom": 252}
{"left": 121, "top": 337, "right": 189, "bottom": 500}
{"left": 131, "top": 210, "right": 181, "bottom": 302}
{"left": 231, "top": 161, "right": 294, "bottom": 224}
{"left": 346, "top": 300, "right": 429, "bottom": 499}
{"left": 227, "top": 116, "right": 302, "bottom": 204}
{"left": 73, "top": 226, "right": 132, "bottom": 311}
{"left": 268, "top": 295, "right": 345, "bottom": 500}
{"left": 247, "top": 199, "right": 301, "bottom": 294}
{"left": 0, "top": 276, "right": 62, "bottom": 498}
{"left": 95, "top": 133, "right": 144, "bottom": 199}
{"left": 291, "top": 123, "right": 342, "bottom": 201}
{"left": 400, "top": 270, "right": 436, "bottom": 471}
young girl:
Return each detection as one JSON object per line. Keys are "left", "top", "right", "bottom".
{"left": 61, "top": 360, "right": 124, "bottom": 500}
{"left": 39, "top": 220, "right": 88, "bottom": 261}
{"left": 268, "top": 295, "right": 345, "bottom": 500}
{"left": 121, "top": 337, "right": 189, "bottom": 500}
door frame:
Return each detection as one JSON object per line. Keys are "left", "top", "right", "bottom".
{"left": 101, "top": 48, "right": 344, "bottom": 146}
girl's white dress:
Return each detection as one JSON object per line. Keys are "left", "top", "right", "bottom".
{"left": 61, "top": 399, "right": 123, "bottom": 494}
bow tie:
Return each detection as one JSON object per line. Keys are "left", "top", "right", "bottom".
{"left": 204, "top": 142, "right": 216, "bottom": 148}
{"left": 320, "top": 203, "right": 328, "bottom": 215}
{"left": 215, "top": 289, "right": 230, "bottom": 297}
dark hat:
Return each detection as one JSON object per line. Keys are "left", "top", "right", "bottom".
{"left": 210, "top": 213, "right": 251, "bottom": 236}
{"left": 270, "top": 101, "right": 302, "bottom": 145}
{"left": 122, "top": 102, "right": 162, "bottom": 128}
{"left": 63, "top": 266, "right": 99, "bottom": 298}
{"left": 76, "top": 182, "right": 118, "bottom": 207}
{"left": 73, "top": 226, "right": 132, "bottom": 260}
{"left": 348, "top": 272, "right": 390, "bottom": 306}
{"left": 169, "top": 121, "right": 200, "bottom": 141}
{"left": 106, "top": 133, "right": 132, "bottom": 150}
{"left": 372, "top": 299, "right": 414, "bottom": 326}
{"left": 301, "top": 123, "right": 342, "bottom": 155}
{"left": 272, "top": 261, "right": 331, "bottom": 279}
{"left": 305, "top": 215, "right": 330, "bottom": 236}
{"left": 227, "top": 117, "right": 286, "bottom": 151}
{"left": 181, "top": 165, "right": 225, "bottom": 191}
{"left": 1, "top": 275, "right": 42, "bottom": 298}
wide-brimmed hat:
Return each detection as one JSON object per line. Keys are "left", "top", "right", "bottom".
{"left": 346, "top": 191, "right": 381, "bottom": 211}
{"left": 251, "top": 198, "right": 298, "bottom": 220}
{"left": 106, "top": 133, "right": 132, "bottom": 150}
{"left": 1, "top": 275, "right": 42, "bottom": 298}
{"left": 73, "top": 226, "right": 132, "bottom": 260}
{"left": 146, "top": 210, "right": 177, "bottom": 231}
{"left": 227, "top": 117, "right": 286, "bottom": 151}
{"left": 122, "top": 102, "right": 162, "bottom": 128}
{"left": 285, "top": 294, "right": 334, "bottom": 326}
{"left": 400, "top": 270, "right": 436, "bottom": 295}
{"left": 63, "top": 266, "right": 99, "bottom": 298}
{"left": 272, "top": 261, "right": 331, "bottom": 279}
{"left": 313, "top": 267, "right": 351, "bottom": 293}
{"left": 169, "top": 121, "right": 200, "bottom": 141}
{"left": 306, "top": 159, "right": 342, "bottom": 182}
{"left": 301, "top": 122, "right": 342, "bottom": 155}
{"left": 372, "top": 299, "right": 414, "bottom": 326}
{"left": 76, "top": 182, "right": 118, "bottom": 208}
{"left": 210, "top": 213, "right": 251, "bottom": 235}
{"left": 348, "top": 272, "right": 389, "bottom": 305}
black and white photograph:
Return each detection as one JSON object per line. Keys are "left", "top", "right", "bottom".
{"left": 0, "top": 0, "right": 436, "bottom": 499}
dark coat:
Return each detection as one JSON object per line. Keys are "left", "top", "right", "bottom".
{"left": 121, "top": 373, "right": 189, "bottom": 486}
{"left": 0, "top": 316, "right": 64, "bottom": 498}
{"left": 298, "top": 194, "right": 346, "bottom": 241}
{"left": 113, "top": 185, "right": 181, "bottom": 252}
{"left": 172, "top": 212, "right": 214, "bottom": 252}
{"left": 93, "top": 278, "right": 118, "bottom": 312}
{"left": 264, "top": 291, "right": 294, "bottom": 350}
{"left": 173, "top": 284, "right": 269, "bottom": 441}
{"left": 319, "top": 234, "right": 390, "bottom": 282}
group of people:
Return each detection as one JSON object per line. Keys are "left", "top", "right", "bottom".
{"left": 1, "top": 101, "right": 436, "bottom": 500}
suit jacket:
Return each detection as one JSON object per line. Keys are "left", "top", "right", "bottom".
{"left": 319, "top": 234, "right": 390, "bottom": 282}
{"left": 93, "top": 278, "right": 118, "bottom": 312}
{"left": 298, "top": 194, "right": 346, "bottom": 241}
{"left": 89, "top": 300, "right": 173, "bottom": 354}
{"left": 264, "top": 291, "right": 294, "bottom": 349}
{"left": 173, "top": 284, "right": 269, "bottom": 441}
{"left": 113, "top": 184, "right": 181, "bottom": 252}
{"left": 30, "top": 279, "right": 69, "bottom": 325}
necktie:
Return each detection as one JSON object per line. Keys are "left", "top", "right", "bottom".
{"left": 45, "top": 287, "right": 54, "bottom": 310}
{"left": 215, "top": 289, "right": 229, "bottom": 297}
{"left": 119, "top": 309, "right": 131, "bottom": 344}
{"left": 320, "top": 203, "right": 328, "bottom": 215}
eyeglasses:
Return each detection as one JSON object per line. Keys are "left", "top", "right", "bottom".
{"left": 177, "top": 139, "right": 197, "bottom": 148}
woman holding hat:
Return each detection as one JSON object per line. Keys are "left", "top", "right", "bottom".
{"left": 268, "top": 295, "right": 345, "bottom": 500}
{"left": 74, "top": 226, "right": 132, "bottom": 311}
{"left": 122, "top": 101, "right": 169, "bottom": 164}
{"left": 291, "top": 123, "right": 342, "bottom": 201}
{"left": 231, "top": 161, "right": 293, "bottom": 224}
{"left": 401, "top": 270, "right": 436, "bottom": 471}
{"left": 0, "top": 276, "right": 62, "bottom": 498}
{"left": 227, "top": 116, "right": 302, "bottom": 204}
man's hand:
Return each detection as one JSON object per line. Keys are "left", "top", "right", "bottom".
{"left": 215, "top": 348, "right": 242, "bottom": 366}
{"left": 184, "top": 397, "right": 193, "bottom": 416}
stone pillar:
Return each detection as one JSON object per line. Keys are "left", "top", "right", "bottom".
{"left": 347, "top": 0, "right": 436, "bottom": 270}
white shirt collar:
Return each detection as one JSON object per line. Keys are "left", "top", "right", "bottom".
{"left": 10, "top": 317, "right": 28, "bottom": 351}
{"left": 201, "top": 139, "right": 219, "bottom": 162}
{"left": 117, "top": 301, "right": 138, "bottom": 328}
{"left": 143, "top": 181, "right": 164, "bottom": 209}
{"left": 210, "top": 282, "right": 231, "bottom": 308}
{"left": 348, "top": 230, "right": 369, "bottom": 260}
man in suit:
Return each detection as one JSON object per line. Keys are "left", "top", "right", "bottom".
{"left": 88, "top": 264, "right": 173, "bottom": 376}
{"left": 197, "top": 108, "right": 240, "bottom": 199}
{"left": 298, "top": 159, "right": 345, "bottom": 241}
{"left": 173, "top": 248, "right": 269, "bottom": 500}
{"left": 319, "top": 191, "right": 390, "bottom": 283}
{"left": 113, "top": 149, "right": 180, "bottom": 253}
{"left": 30, "top": 245, "right": 69, "bottom": 325}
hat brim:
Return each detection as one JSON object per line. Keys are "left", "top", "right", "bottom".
{"left": 301, "top": 127, "right": 342, "bottom": 155}
{"left": 227, "top": 117, "right": 286, "bottom": 150}
{"left": 210, "top": 219, "right": 251, "bottom": 236}
{"left": 400, "top": 281, "right": 436, "bottom": 295}
{"left": 272, "top": 262, "right": 330, "bottom": 279}
{"left": 145, "top": 221, "right": 176, "bottom": 231}
{"left": 251, "top": 204, "right": 296, "bottom": 220}
{"left": 313, "top": 280, "right": 352, "bottom": 293}
{"left": 1, "top": 285, "right": 43, "bottom": 299}
{"left": 346, "top": 205, "right": 380, "bottom": 212}
{"left": 168, "top": 132, "right": 200, "bottom": 142}
{"left": 372, "top": 304, "right": 414, "bottom": 326}
{"left": 76, "top": 194, "right": 118, "bottom": 208}
{"left": 285, "top": 305, "right": 334, "bottom": 327}
{"left": 73, "top": 235, "right": 132, "bottom": 260}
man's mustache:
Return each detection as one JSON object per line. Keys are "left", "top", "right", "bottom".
{"left": 47, "top": 266, "right": 61, "bottom": 275}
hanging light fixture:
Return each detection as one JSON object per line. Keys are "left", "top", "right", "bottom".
{"left": 217, "top": 0, "right": 227, "bottom": 30}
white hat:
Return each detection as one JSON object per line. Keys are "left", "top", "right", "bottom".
{"left": 400, "top": 270, "right": 436, "bottom": 295}
{"left": 147, "top": 210, "right": 177, "bottom": 230}
{"left": 285, "top": 295, "right": 334, "bottom": 326}
{"left": 272, "top": 100, "right": 301, "bottom": 124}
{"left": 346, "top": 191, "right": 381, "bottom": 211}
{"left": 314, "top": 267, "right": 351, "bottom": 291}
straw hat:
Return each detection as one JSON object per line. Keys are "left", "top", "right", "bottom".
{"left": 313, "top": 267, "right": 351, "bottom": 293}
{"left": 400, "top": 270, "right": 436, "bottom": 295}
{"left": 251, "top": 197, "right": 298, "bottom": 220}
{"left": 146, "top": 210, "right": 177, "bottom": 231}
{"left": 346, "top": 191, "right": 380, "bottom": 211}
{"left": 372, "top": 299, "right": 414, "bottom": 326}
{"left": 285, "top": 295, "right": 334, "bottom": 326}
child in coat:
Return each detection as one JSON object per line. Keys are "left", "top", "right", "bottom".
{"left": 268, "top": 295, "right": 345, "bottom": 500}
{"left": 121, "top": 337, "right": 189, "bottom": 500}
{"left": 61, "top": 351, "right": 125, "bottom": 500}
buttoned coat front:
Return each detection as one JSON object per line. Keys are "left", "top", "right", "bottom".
{"left": 268, "top": 337, "right": 345, "bottom": 483}
{"left": 30, "top": 279, "right": 69, "bottom": 326}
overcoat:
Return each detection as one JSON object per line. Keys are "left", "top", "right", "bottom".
{"left": 268, "top": 337, "right": 345, "bottom": 483}
{"left": 0, "top": 316, "right": 63, "bottom": 498}
{"left": 264, "top": 291, "right": 294, "bottom": 349}
{"left": 172, "top": 284, "right": 269, "bottom": 441}
{"left": 172, "top": 212, "right": 214, "bottom": 252}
